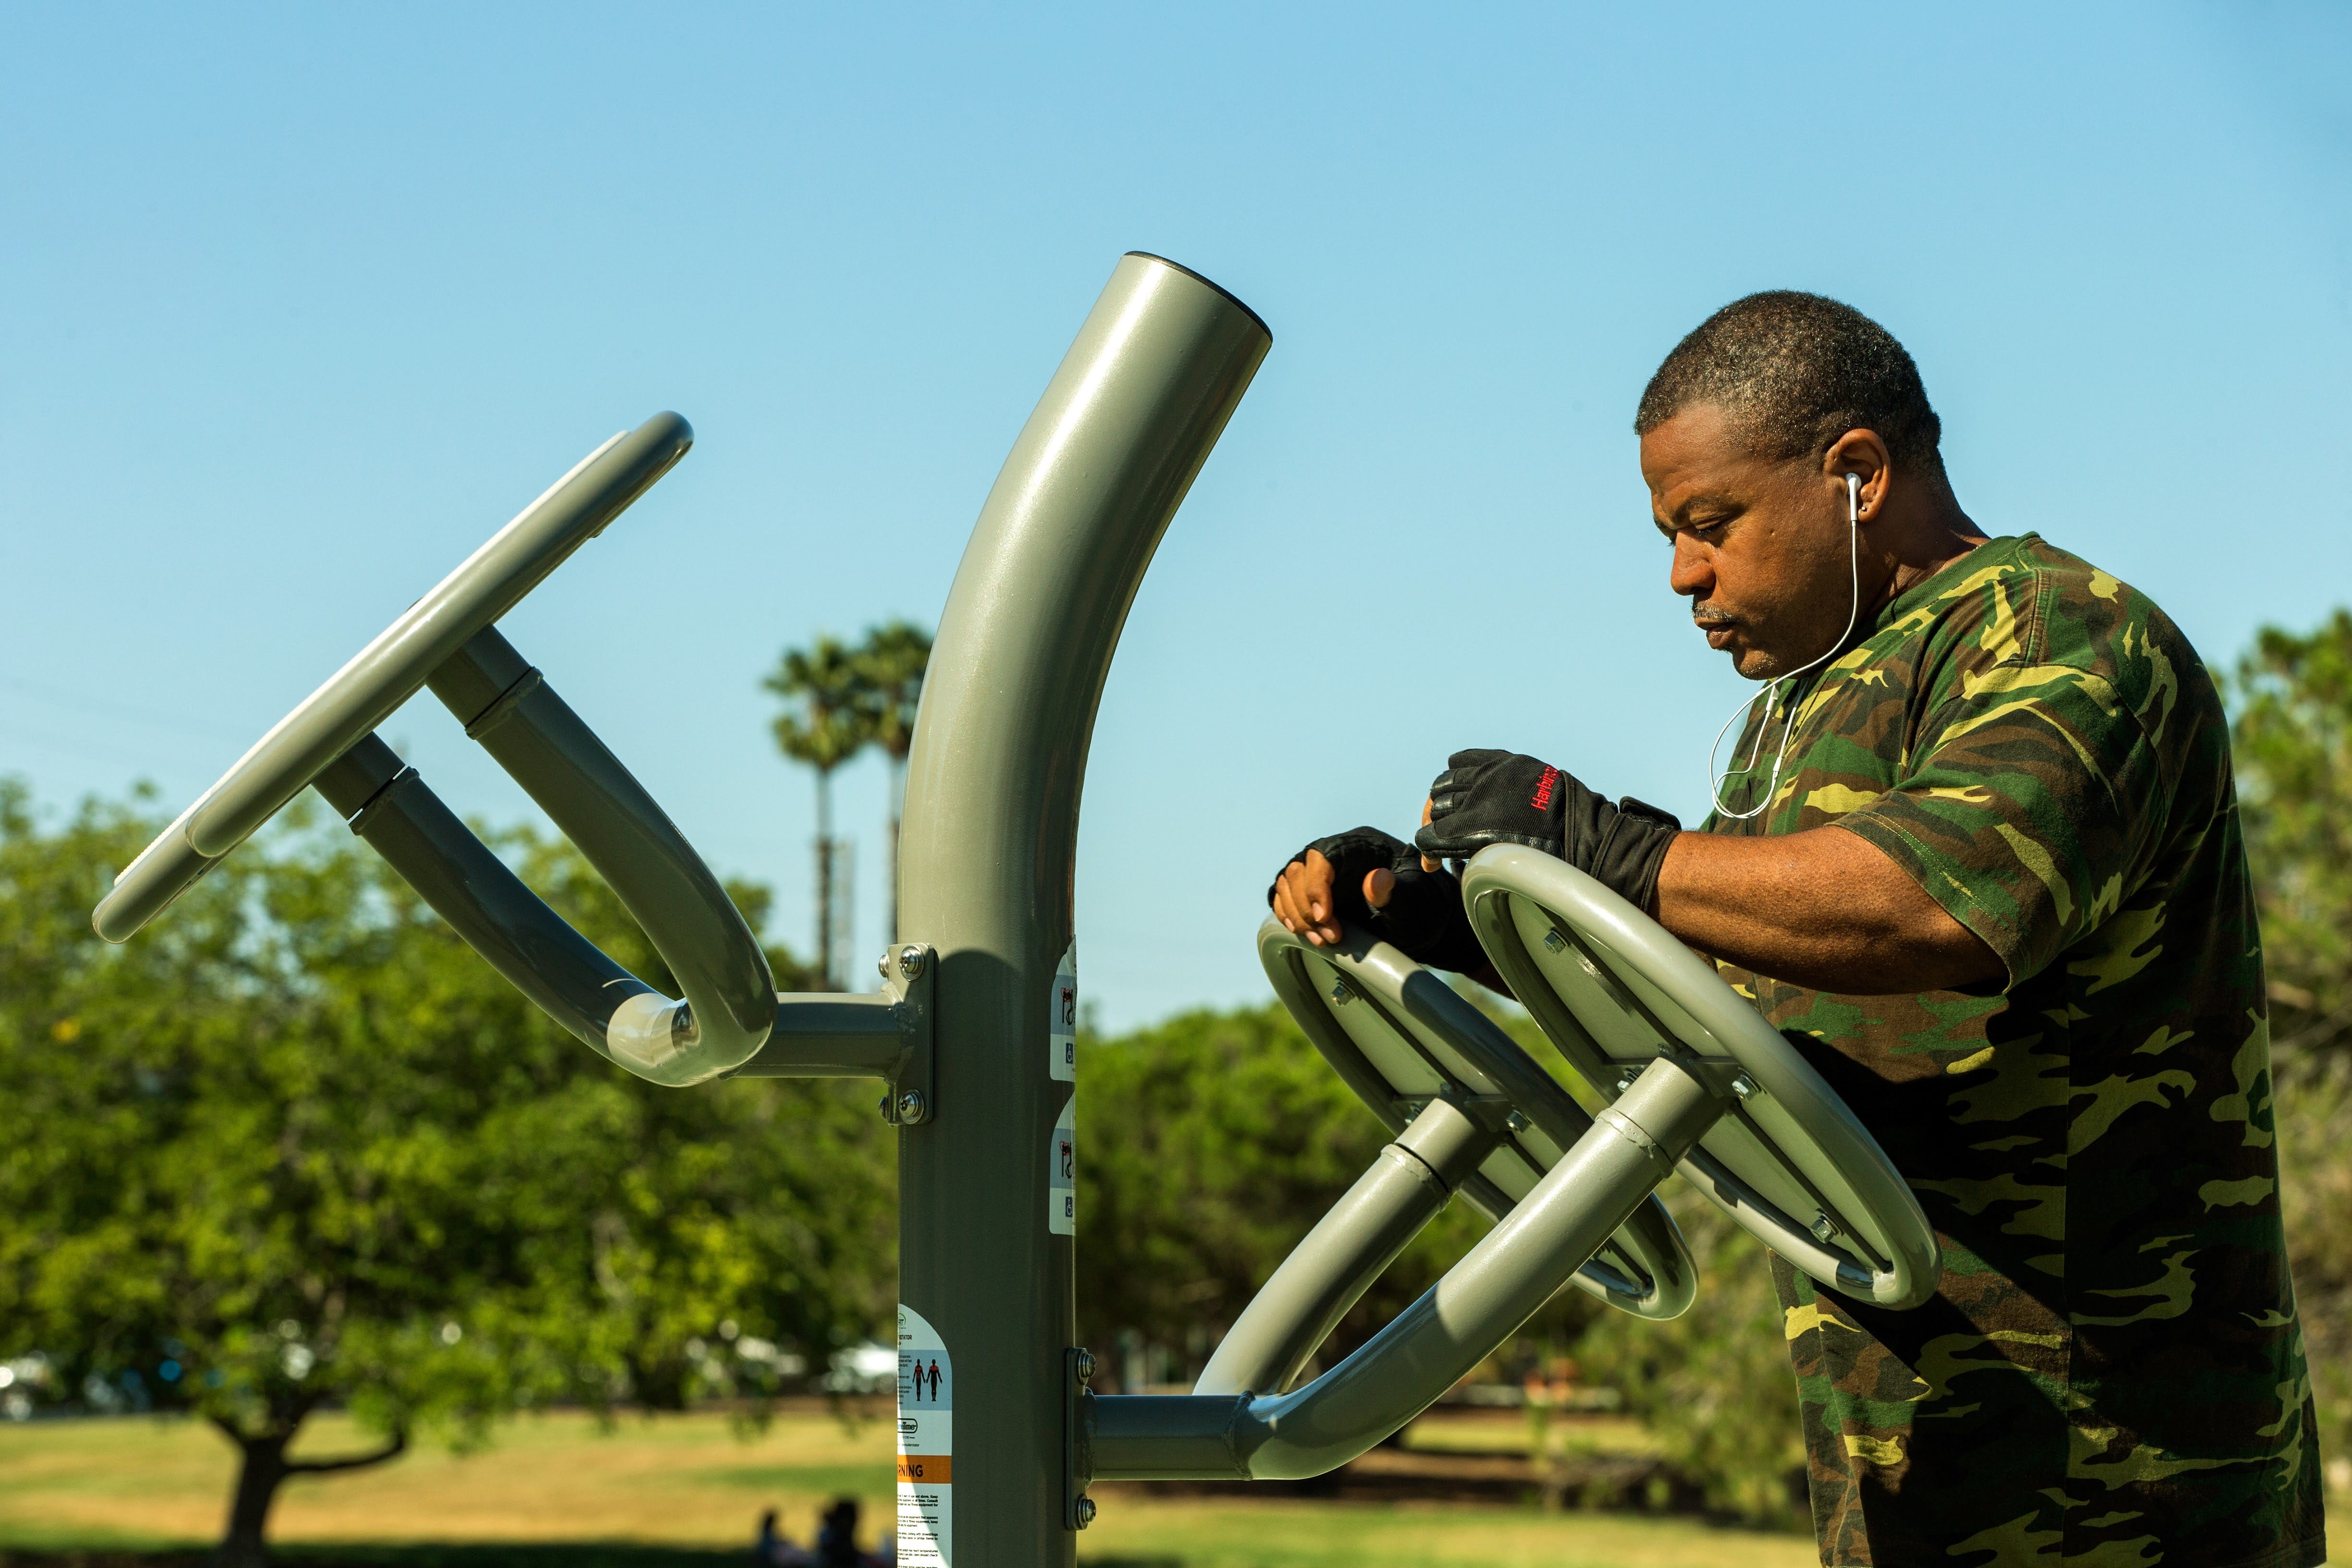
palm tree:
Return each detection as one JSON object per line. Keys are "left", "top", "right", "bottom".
{"left": 854, "top": 620, "right": 933, "bottom": 944}
{"left": 765, "top": 635, "right": 868, "bottom": 990}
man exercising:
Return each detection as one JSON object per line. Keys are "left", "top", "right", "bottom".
{"left": 1271, "top": 293, "right": 2321, "bottom": 1567}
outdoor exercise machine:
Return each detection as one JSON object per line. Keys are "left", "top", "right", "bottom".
{"left": 95, "top": 252, "right": 1939, "bottom": 1567}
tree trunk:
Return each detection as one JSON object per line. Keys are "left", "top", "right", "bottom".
{"left": 815, "top": 766, "right": 836, "bottom": 990}
{"left": 213, "top": 1419, "right": 409, "bottom": 1568}
{"left": 216, "top": 1430, "right": 290, "bottom": 1568}
{"left": 886, "top": 752, "right": 906, "bottom": 945}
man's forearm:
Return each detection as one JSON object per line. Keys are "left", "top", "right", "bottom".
{"left": 1651, "top": 826, "right": 2001, "bottom": 995}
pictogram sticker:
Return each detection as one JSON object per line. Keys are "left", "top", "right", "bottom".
{"left": 1049, "top": 1094, "right": 1076, "bottom": 1237}
{"left": 896, "top": 1304, "right": 953, "bottom": 1565}
{"left": 1049, "top": 943, "right": 1077, "bottom": 1082}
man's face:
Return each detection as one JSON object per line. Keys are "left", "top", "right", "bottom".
{"left": 1640, "top": 402, "right": 1854, "bottom": 681}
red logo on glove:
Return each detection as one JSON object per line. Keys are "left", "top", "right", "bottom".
{"left": 1530, "top": 766, "right": 1559, "bottom": 812}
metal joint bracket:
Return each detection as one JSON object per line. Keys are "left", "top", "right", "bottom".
{"left": 1065, "top": 1347, "right": 1095, "bottom": 1531}
{"left": 881, "top": 945, "right": 937, "bottom": 1126}
{"left": 460, "top": 665, "right": 545, "bottom": 741}
{"left": 720, "top": 945, "right": 935, "bottom": 1123}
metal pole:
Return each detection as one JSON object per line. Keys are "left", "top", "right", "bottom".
{"left": 892, "top": 253, "right": 1270, "bottom": 1566}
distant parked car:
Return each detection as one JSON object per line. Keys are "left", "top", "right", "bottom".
{"left": 814, "top": 1342, "right": 896, "bottom": 1396}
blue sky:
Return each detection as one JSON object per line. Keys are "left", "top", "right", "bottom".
{"left": 5, "top": 3, "right": 2346, "bottom": 1029}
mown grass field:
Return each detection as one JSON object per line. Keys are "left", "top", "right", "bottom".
{"left": 0, "top": 1408, "right": 1815, "bottom": 1568}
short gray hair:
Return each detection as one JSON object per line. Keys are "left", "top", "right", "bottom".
{"left": 1636, "top": 291, "right": 1943, "bottom": 472}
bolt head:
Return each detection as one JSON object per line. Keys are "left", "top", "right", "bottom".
{"left": 1810, "top": 1211, "right": 1837, "bottom": 1243}
{"left": 1074, "top": 1496, "right": 1097, "bottom": 1529}
{"left": 897, "top": 945, "right": 927, "bottom": 980}
{"left": 877, "top": 1093, "right": 895, "bottom": 1121}
{"left": 1730, "top": 1074, "right": 1759, "bottom": 1100}
{"left": 896, "top": 1090, "right": 927, "bottom": 1124}
{"left": 1074, "top": 1348, "right": 1096, "bottom": 1384}
{"left": 877, "top": 951, "right": 891, "bottom": 980}
{"left": 1329, "top": 980, "right": 1352, "bottom": 1006}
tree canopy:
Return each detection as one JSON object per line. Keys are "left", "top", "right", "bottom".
{"left": 0, "top": 782, "right": 893, "bottom": 1565}
{"left": 2234, "top": 610, "right": 2352, "bottom": 1049}
{"left": 2231, "top": 612, "right": 2352, "bottom": 1484}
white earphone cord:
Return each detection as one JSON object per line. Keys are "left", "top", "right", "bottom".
{"left": 1705, "top": 474, "right": 1864, "bottom": 821}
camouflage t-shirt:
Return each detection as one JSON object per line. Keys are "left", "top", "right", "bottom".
{"left": 1705, "top": 533, "right": 2322, "bottom": 1567}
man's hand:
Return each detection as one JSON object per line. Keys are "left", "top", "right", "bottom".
{"left": 1270, "top": 849, "right": 1394, "bottom": 948}
{"left": 1268, "top": 827, "right": 1492, "bottom": 976}
{"left": 1413, "top": 750, "right": 1682, "bottom": 914}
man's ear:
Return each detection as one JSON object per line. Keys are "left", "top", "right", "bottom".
{"left": 1823, "top": 429, "right": 1892, "bottom": 523}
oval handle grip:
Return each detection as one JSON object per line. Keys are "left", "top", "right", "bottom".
{"left": 94, "top": 413, "right": 692, "bottom": 944}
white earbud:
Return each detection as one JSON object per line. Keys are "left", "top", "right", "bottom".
{"left": 1704, "top": 472, "right": 1866, "bottom": 820}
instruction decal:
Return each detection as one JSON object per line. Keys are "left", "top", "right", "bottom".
{"left": 1049, "top": 942, "right": 1077, "bottom": 1082}
{"left": 896, "top": 1303, "right": 953, "bottom": 1566}
{"left": 1049, "top": 1093, "right": 1076, "bottom": 1236}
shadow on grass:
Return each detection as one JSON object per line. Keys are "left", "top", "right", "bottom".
{"left": 1, "top": 1550, "right": 757, "bottom": 1568}
{"left": 1, "top": 1553, "right": 1186, "bottom": 1568}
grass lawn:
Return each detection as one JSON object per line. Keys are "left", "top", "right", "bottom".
{"left": 0, "top": 1408, "right": 1814, "bottom": 1568}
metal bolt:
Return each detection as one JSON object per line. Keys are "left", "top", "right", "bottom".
{"left": 1541, "top": 927, "right": 1567, "bottom": 954}
{"left": 877, "top": 950, "right": 891, "bottom": 980}
{"left": 1329, "top": 980, "right": 1353, "bottom": 1006}
{"left": 1074, "top": 1495, "right": 1097, "bottom": 1530}
{"left": 1615, "top": 1067, "right": 1640, "bottom": 1094}
{"left": 1810, "top": 1211, "right": 1838, "bottom": 1243}
{"left": 1074, "top": 1348, "right": 1096, "bottom": 1385}
{"left": 896, "top": 1090, "right": 928, "bottom": 1124}
{"left": 897, "top": 945, "right": 927, "bottom": 980}
{"left": 878, "top": 1093, "right": 894, "bottom": 1121}
{"left": 1730, "top": 1074, "right": 1759, "bottom": 1100}
{"left": 1505, "top": 1110, "right": 1530, "bottom": 1136}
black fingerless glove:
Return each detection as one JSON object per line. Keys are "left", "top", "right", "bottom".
{"left": 1412, "top": 750, "right": 1683, "bottom": 913}
{"left": 1270, "top": 827, "right": 1488, "bottom": 974}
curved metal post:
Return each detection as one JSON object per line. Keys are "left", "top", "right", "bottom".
{"left": 894, "top": 254, "right": 1270, "bottom": 1563}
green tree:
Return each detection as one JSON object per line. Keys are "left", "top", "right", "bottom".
{"left": 766, "top": 635, "right": 870, "bottom": 989}
{"left": 852, "top": 620, "right": 933, "bottom": 944}
{"left": 0, "top": 782, "right": 892, "bottom": 1567}
{"left": 2232, "top": 611, "right": 2352, "bottom": 1483}
{"left": 2233, "top": 610, "right": 2352, "bottom": 1048}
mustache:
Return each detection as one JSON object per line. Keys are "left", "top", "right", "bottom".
{"left": 1691, "top": 604, "right": 1737, "bottom": 626}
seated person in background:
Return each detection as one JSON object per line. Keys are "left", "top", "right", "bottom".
{"left": 1271, "top": 292, "right": 2321, "bottom": 1568}
{"left": 755, "top": 1507, "right": 808, "bottom": 1567}
{"left": 814, "top": 1496, "right": 865, "bottom": 1568}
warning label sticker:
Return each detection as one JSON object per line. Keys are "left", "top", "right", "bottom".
{"left": 1049, "top": 1094, "right": 1076, "bottom": 1237}
{"left": 1049, "top": 943, "right": 1077, "bottom": 1082}
{"left": 897, "top": 1304, "right": 952, "bottom": 1566}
